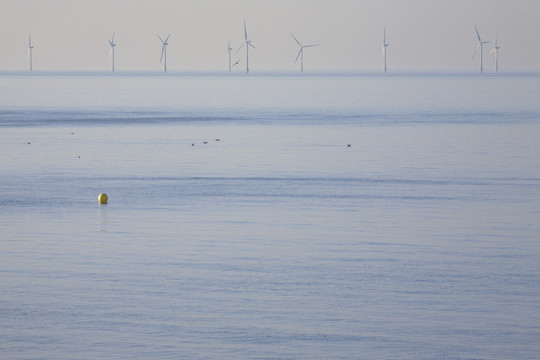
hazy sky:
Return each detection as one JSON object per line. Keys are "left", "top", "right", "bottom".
{"left": 1, "top": 0, "right": 539, "bottom": 72}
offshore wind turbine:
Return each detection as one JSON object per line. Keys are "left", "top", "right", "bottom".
{"left": 158, "top": 34, "right": 171, "bottom": 72}
{"left": 227, "top": 41, "right": 233, "bottom": 72}
{"left": 473, "top": 25, "right": 489, "bottom": 72}
{"left": 234, "top": 21, "right": 255, "bottom": 73}
{"left": 108, "top": 33, "right": 117, "bottom": 72}
{"left": 291, "top": 33, "right": 319, "bottom": 72}
{"left": 490, "top": 33, "right": 501, "bottom": 72}
{"left": 28, "top": 33, "right": 34, "bottom": 72}
{"left": 383, "top": 27, "right": 389, "bottom": 73}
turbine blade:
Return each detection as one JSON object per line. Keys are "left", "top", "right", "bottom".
{"left": 29, "top": 33, "right": 32, "bottom": 47}
{"left": 244, "top": 21, "right": 247, "bottom": 41}
{"left": 295, "top": 48, "right": 302, "bottom": 62}
{"left": 165, "top": 34, "right": 171, "bottom": 42}
{"left": 475, "top": 25, "right": 482, "bottom": 42}
{"left": 158, "top": 34, "right": 164, "bottom": 43}
{"left": 160, "top": 45, "right": 165, "bottom": 62}
{"left": 472, "top": 44, "right": 480, "bottom": 60}
{"left": 234, "top": 42, "right": 246, "bottom": 56}
{"left": 291, "top": 33, "right": 302, "bottom": 47}
{"left": 248, "top": 43, "right": 256, "bottom": 49}
{"left": 111, "top": 33, "right": 115, "bottom": 43}
{"left": 304, "top": 44, "right": 319, "bottom": 48}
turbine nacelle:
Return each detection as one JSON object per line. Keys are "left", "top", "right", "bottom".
{"left": 158, "top": 34, "right": 171, "bottom": 46}
{"left": 108, "top": 33, "right": 116, "bottom": 47}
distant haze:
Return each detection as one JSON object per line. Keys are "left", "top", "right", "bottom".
{"left": 1, "top": 0, "right": 539, "bottom": 72}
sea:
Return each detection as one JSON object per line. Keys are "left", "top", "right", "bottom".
{"left": 1, "top": 71, "right": 539, "bottom": 359}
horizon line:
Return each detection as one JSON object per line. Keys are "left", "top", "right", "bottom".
{"left": 1, "top": 69, "right": 540, "bottom": 78}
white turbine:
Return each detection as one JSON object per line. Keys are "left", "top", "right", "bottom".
{"left": 234, "top": 21, "right": 255, "bottom": 73}
{"left": 291, "top": 33, "right": 319, "bottom": 72}
{"left": 158, "top": 34, "right": 171, "bottom": 72}
{"left": 28, "top": 33, "right": 34, "bottom": 72}
{"left": 473, "top": 25, "right": 489, "bottom": 73}
{"left": 490, "top": 33, "right": 501, "bottom": 72}
{"left": 227, "top": 41, "right": 233, "bottom": 72}
{"left": 108, "top": 33, "right": 117, "bottom": 72}
{"left": 383, "top": 27, "right": 389, "bottom": 73}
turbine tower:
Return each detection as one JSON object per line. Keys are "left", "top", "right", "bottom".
{"left": 28, "top": 33, "right": 34, "bottom": 72}
{"left": 291, "top": 33, "right": 319, "bottom": 72}
{"left": 473, "top": 25, "right": 489, "bottom": 73}
{"left": 490, "top": 33, "right": 501, "bottom": 72}
{"left": 383, "top": 27, "right": 389, "bottom": 73}
{"left": 158, "top": 34, "right": 171, "bottom": 72}
{"left": 234, "top": 21, "right": 255, "bottom": 73}
{"left": 108, "top": 33, "right": 117, "bottom": 72}
{"left": 227, "top": 41, "right": 233, "bottom": 72}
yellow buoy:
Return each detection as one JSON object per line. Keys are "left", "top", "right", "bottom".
{"left": 98, "top": 193, "right": 108, "bottom": 204}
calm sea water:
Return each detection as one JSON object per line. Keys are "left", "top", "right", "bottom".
{"left": 1, "top": 72, "right": 540, "bottom": 359}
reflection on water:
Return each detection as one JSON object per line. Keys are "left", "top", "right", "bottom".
{"left": 98, "top": 205, "right": 108, "bottom": 232}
